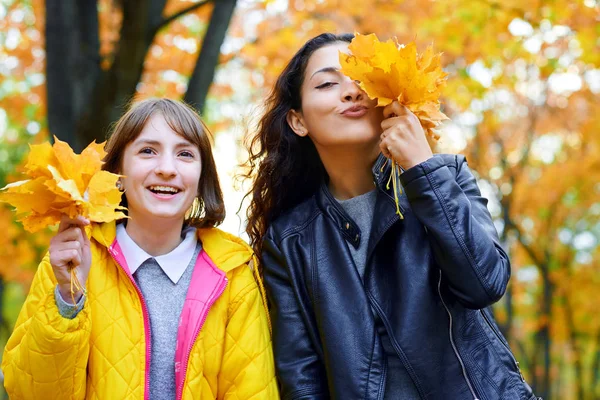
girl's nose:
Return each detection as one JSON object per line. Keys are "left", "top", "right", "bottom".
{"left": 154, "top": 155, "right": 177, "bottom": 177}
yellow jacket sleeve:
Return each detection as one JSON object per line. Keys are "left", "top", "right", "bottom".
{"left": 218, "top": 264, "right": 279, "bottom": 399}
{"left": 2, "top": 254, "right": 91, "bottom": 400}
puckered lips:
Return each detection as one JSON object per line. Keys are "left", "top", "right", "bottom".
{"left": 341, "top": 104, "right": 369, "bottom": 118}
{"left": 147, "top": 185, "right": 182, "bottom": 198}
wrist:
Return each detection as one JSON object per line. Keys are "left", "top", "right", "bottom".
{"left": 404, "top": 154, "right": 433, "bottom": 171}
{"left": 58, "top": 284, "right": 85, "bottom": 305}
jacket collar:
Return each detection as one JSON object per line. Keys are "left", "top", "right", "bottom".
{"left": 316, "top": 183, "right": 363, "bottom": 248}
{"left": 91, "top": 221, "right": 253, "bottom": 274}
{"left": 196, "top": 228, "right": 253, "bottom": 273}
{"left": 315, "top": 153, "right": 408, "bottom": 250}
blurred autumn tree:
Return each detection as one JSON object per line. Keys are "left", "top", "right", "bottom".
{"left": 45, "top": 0, "right": 236, "bottom": 150}
{"left": 1, "top": 0, "right": 599, "bottom": 399}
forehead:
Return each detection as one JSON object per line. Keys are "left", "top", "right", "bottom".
{"left": 304, "top": 42, "right": 350, "bottom": 79}
{"left": 135, "top": 113, "right": 193, "bottom": 144}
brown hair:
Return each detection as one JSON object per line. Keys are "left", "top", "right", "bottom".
{"left": 103, "top": 98, "right": 225, "bottom": 228}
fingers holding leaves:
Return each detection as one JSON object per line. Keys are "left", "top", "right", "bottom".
{"left": 379, "top": 101, "right": 432, "bottom": 169}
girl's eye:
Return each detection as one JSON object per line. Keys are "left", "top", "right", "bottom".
{"left": 179, "top": 150, "right": 195, "bottom": 158}
{"left": 315, "top": 82, "right": 337, "bottom": 89}
{"left": 139, "top": 147, "right": 154, "bottom": 155}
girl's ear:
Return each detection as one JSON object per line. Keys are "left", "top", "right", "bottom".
{"left": 286, "top": 109, "right": 309, "bottom": 137}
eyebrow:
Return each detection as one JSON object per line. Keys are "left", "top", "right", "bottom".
{"left": 310, "top": 66, "right": 340, "bottom": 80}
{"left": 134, "top": 139, "right": 195, "bottom": 149}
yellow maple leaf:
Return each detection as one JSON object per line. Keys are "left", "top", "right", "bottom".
{"left": 24, "top": 142, "right": 56, "bottom": 179}
{"left": 0, "top": 137, "right": 127, "bottom": 232}
{"left": 339, "top": 33, "right": 450, "bottom": 141}
{"left": 87, "top": 171, "right": 128, "bottom": 223}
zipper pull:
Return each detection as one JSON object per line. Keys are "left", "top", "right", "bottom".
{"left": 516, "top": 361, "right": 525, "bottom": 381}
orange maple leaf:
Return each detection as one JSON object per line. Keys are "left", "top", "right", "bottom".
{"left": 339, "top": 32, "right": 450, "bottom": 141}
{"left": 0, "top": 137, "right": 127, "bottom": 232}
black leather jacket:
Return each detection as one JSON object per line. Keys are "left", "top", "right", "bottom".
{"left": 262, "top": 154, "right": 537, "bottom": 400}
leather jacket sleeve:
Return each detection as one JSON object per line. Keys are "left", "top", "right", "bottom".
{"left": 262, "top": 229, "right": 329, "bottom": 400}
{"left": 400, "top": 154, "right": 510, "bottom": 309}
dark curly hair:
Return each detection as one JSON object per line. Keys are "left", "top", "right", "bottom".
{"left": 244, "top": 33, "right": 354, "bottom": 256}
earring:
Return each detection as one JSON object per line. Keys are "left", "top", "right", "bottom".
{"left": 185, "top": 197, "right": 204, "bottom": 222}
{"left": 116, "top": 179, "right": 125, "bottom": 192}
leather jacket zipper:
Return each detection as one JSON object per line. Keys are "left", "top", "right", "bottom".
{"left": 437, "top": 271, "right": 480, "bottom": 400}
{"left": 480, "top": 309, "right": 526, "bottom": 382}
{"left": 366, "top": 291, "right": 426, "bottom": 399}
{"left": 377, "top": 350, "right": 387, "bottom": 400}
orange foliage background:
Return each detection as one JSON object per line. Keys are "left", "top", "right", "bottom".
{"left": 1, "top": 0, "right": 599, "bottom": 398}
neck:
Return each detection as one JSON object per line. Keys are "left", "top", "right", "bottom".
{"left": 318, "top": 142, "right": 379, "bottom": 200}
{"left": 125, "top": 216, "right": 185, "bottom": 256}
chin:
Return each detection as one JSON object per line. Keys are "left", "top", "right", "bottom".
{"left": 340, "top": 131, "right": 380, "bottom": 144}
{"left": 344, "top": 122, "right": 380, "bottom": 138}
{"left": 146, "top": 210, "right": 186, "bottom": 220}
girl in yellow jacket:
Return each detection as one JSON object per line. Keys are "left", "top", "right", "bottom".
{"left": 2, "top": 98, "right": 279, "bottom": 400}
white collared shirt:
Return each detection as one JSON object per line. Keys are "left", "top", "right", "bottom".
{"left": 116, "top": 223, "right": 198, "bottom": 284}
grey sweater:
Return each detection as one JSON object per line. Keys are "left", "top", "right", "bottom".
{"left": 337, "top": 190, "right": 420, "bottom": 399}
{"left": 133, "top": 243, "right": 201, "bottom": 400}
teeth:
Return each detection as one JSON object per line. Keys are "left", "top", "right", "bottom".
{"left": 149, "top": 185, "right": 179, "bottom": 193}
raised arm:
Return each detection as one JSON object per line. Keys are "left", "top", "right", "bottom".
{"left": 400, "top": 154, "right": 510, "bottom": 309}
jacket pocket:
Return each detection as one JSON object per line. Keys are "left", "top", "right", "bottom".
{"left": 479, "top": 309, "right": 526, "bottom": 383}
{"left": 469, "top": 342, "right": 521, "bottom": 399}
{"left": 475, "top": 310, "right": 538, "bottom": 399}
{"left": 460, "top": 310, "right": 522, "bottom": 399}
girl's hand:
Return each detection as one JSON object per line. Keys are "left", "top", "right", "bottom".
{"left": 380, "top": 101, "right": 433, "bottom": 170}
{"left": 49, "top": 215, "right": 91, "bottom": 303}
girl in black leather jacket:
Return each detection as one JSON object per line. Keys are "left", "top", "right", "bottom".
{"left": 244, "top": 32, "right": 538, "bottom": 400}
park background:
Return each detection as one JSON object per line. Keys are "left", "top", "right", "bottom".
{"left": 0, "top": 0, "right": 599, "bottom": 398}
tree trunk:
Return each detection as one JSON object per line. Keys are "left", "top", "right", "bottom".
{"left": 592, "top": 330, "right": 600, "bottom": 399}
{"left": 45, "top": 0, "right": 78, "bottom": 147}
{"left": 537, "top": 266, "right": 553, "bottom": 399}
{"left": 72, "top": 0, "right": 101, "bottom": 133}
{"left": 184, "top": 0, "right": 237, "bottom": 113}
{"left": 76, "top": 1, "right": 155, "bottom": 146}
{"left": 45, "top": 0, "right": 234, "bottom": 146}
{"left": 563, "top": 271, "right": 585, "bottom": 399}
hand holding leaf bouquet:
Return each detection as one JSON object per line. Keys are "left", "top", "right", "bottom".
{"left": 49, "top": 215, "right": 92, "bottom": 304}
{"left": 0, "top": 138, "right": 126, "bottom": 302}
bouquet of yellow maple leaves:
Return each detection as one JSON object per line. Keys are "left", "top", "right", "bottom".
{"left": 339, "top": 33, "right": 449, "bottom": 215}
{"left": 0, "top": 137, "right": 126, "bottom": 298}
{"left": 339, "top": 32, "right": 449, "bottom": 140}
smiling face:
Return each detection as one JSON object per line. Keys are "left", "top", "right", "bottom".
{"left": 287, "top": 42, "right": 384, "bottom": 149}
{"left": 120, "top": 113, "right": 202, "bottom": 224}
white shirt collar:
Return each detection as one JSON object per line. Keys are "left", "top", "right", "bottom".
{"left": 116, "top": 223, "right": 198, "bottom": 284}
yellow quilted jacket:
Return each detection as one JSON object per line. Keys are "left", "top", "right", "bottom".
{"left": 2, "top": 222, "right": 279, "bottom": 399}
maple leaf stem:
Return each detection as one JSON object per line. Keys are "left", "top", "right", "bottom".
{"left": 386, "top": 162, "right": 394, "bottom": 190}
{"left": 391, "top": 162, "right": 403, "bottom": 217}
{"left": 69, "top": 267, "right": 85, "bottom": 305}
{"left": 385, "top": 159, "right": 404, "bottom": 219}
